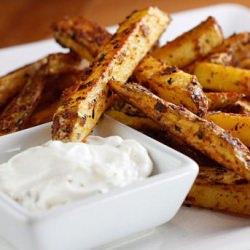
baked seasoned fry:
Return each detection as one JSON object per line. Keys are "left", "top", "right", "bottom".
{"left": 109, "top": 80, "right": 250, "bottom": 180}
{"left": 152, "top": 16, "right": 223, "bottom": 68}
{"left": 194, "top": 62, "right": 250, "bottom": 94}
{"left": 52, "top": 16, "right": 208, "bottom": 116}
{"left": 0, "top": 68, "right": 47, "bottom": 135}
{"left": 205, "top": 112, "right": 250, "bottom": 147}
{"left": 206, "top": 92, "right": 245, "bottom": 110}
{"left": 52, "top": 16, "right": 112, "bottom": 61}
{"left": 0, "top": 58, "right": 46, "bottom": 109}
{"left": 149, "top": 128, "right": 250, "bottom": 216}
{"left": 0, "top": 52, "right": 85, "bottom": 112}
{"left": 184, "top": 52, "right": 234, "bottom": 74}
{"left": 239, "top": 58, "right": 250, "bottom": 69}
{"left": 134, "top": 56, "right": 208, "bottom": 116}
{"left": 52, "top": 7, "right": 170, "bottom": 142}
{"left": 146, "top": 128, "right": 250, "bottom": 215}
{"left": 234, "top": 100, "right": 250, "bottom": 114}
{"left": 185, "top": 166, "right": 250, "bottom": 216}
{"left": 185, "top": 33, "right": 250, "bottom": 73}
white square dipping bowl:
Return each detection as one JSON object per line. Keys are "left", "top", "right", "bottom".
{"left": 0, "top": 116, "right": 198, "bottom": 250}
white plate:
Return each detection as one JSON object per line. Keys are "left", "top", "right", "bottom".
{"left": 0, "top": 3, "right": 249, "bottom": 250}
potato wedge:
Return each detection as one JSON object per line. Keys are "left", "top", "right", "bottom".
{"left": 185, "top": 166, "right": 250, "bottom": 216}
{"left": 109, "top": 80, "right": 250, "bottom": 180}
{"left": 134, "top": 56, "right": 208, "bottom": 116}
{"left": 53, "top": 16, "right": 208, "bottom": 116}
{"left": 221, "top": 100, "right": 250, "bottom": 114}
{"left": 206, "top": 51, "right": 234, "bottom": 66}
{"left": 152, "top": 16, "right": 223, "bottom": 68}
{"left": 149, "top": 129, "right": 250, "bottom": 216}
{"left": 46, "top": 52, "right": 87, "bottom": 75}
{"left": 52, "top": 7, "right": 170, "bottom": 142}
{"left": 194, "top": 62, "right": 250, "bottom": 94}
{"left": 0, "top": 69, "right": 47, "bottom": 135}
{"left": 37, "top": 71, "right": 82, "bottom": 112}
{"left": 184, "top": 51, "right": 234, "bottom": 74}
{"left": 239, "top": 58, "right": 250, "bottom": 70}
{"left": 26, "top": 69, "right": 89, "bottom": 129}
{"left": 205, "top": 112, "right": 250, "bottom": 147}
{"left": 206, "top": 92, "right": 245, "bottom": 110}
{"left": 0, "top": 52, "right": 82, "bottom": 110}
{"left": 0, "top": 53, "right": 84, "bottom": 134}
{"left": 0, "top": 58, "right": 46, "bottom": 109}
{"left": 185, "top": 33, "right": 250, "bottom": 73}
{"left": 26, "top": 101, "right": 60, "bottom": 128}
{"left": 52, "top": 16, "right": 112, "bottom": 62}
{"left": 148, "top": 129, "right": 249, "bottom": 215}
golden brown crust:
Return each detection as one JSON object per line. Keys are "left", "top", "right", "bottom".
{"left": 220, "top": 97, "right": 250, "bottom": 114}
{"left": 53, "top": 17, "right": 209, "bottom": 116}
{"left": 52, "top": 16, "right": 112, "bottom": 61}
{"left": 134, "top": 55, "right": 208, "bottom": 116}
{"left": 152, "top": 16, "right": 224, "bottom": 68}
{"left": 194, "top": 62, "right": 250, "bottom": 95}
{"left": 0, "top": 58, "right": 47, "bottom": 109}
{"left": 205, "top": 111, "right": 250, "bottom": 147}
{"left": 52, "top": 7, "right": 170, "bottom": 142}
{"left": 109, "top": 80, "right": 250, "bottom": 180}
{"left": 0, "top": 53, "right": 83, "bottom": 134}
{"left": 0, "top": 69, "right": 47, "bottom": 135}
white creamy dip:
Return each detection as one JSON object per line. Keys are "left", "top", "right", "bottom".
{"left": 0, "top": 136, "right": 152, "bottom": 212}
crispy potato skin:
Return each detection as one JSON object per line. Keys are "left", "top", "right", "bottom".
{"left": 109, "top": 80, "right": 250, "bottom": 180}
{"left": 53, "top": 16, "right": 209, "bottom": 116}
{"left": 26, "top": 101, "right": 59, "bottom": 128}
{"left": 185, "top": 166, "right": 250, "bottom": 216}
{"left": 52, "top": 7, "right": 170, "bottom": 142}
{"left": 0, "top": 53, "right": 84, "bottom": 134}
{"left": 194, "top": 62, "right": 250, "bottom": 95}
{"left": 184, "top": 52, "right": 234, "bottom": 74}
{"left": 0, "top": 58, "right": 46, "bottom": 109}
{"left": 239, "top": 58, "right": 250, "bottom": 70}
{"left": 185, "top": 32, "right": 250, "bottom": 73}
{"left": 205, "top": 112, "right": 250, "bottom": 147}
{"left": 145, "top": 130, "right": 250, "bottom": 216}
{"left": 0, "top": 52, "right": 84, "bottom": 112}
{"left": 229, "top": 99, "right": 250, "bottom": 114}
{"left": 206, "top": 92, "right": 245, "bottom": 110}
{"left": 52, "top": 16, "right": 112, "bottom": 62}
{"left": 152, "top": 16, "right": 223, "bottom": 68}
{"left": 134, "top": 56, "right": 208, "bottom": 116}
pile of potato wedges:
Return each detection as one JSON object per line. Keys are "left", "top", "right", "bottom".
{"left": 0, "top": 7, "right": 249, "bottom": 215}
